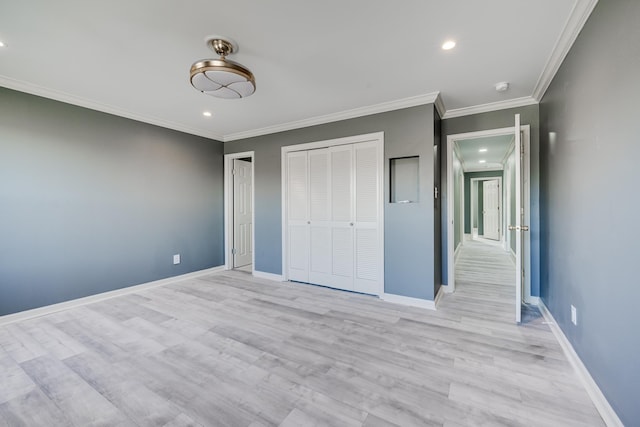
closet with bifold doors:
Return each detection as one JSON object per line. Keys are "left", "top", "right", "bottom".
{"left": 284, "top": 133, "right": 384, "bottom": 296}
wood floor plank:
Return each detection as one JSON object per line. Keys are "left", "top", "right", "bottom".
{"left": 0, "top": 240, "right": 605, "bottom": 426}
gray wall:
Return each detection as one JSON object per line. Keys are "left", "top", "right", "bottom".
{"left": 441, "top": 104, "right": 540, "bottom": 297}
{"left": 463, "top": 170, "right": 503, "bottom": 234}
{"left": 0, "top": 88, "right": 224, "bottom": 316}
{"left": 225, "top": 105, "right": 437, "bottom": 300}
{"left": 539, "top": 1, "right": 640, "bottom": 423}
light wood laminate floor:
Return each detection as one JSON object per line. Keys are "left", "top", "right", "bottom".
{"left": 0, "top": 242, "right": 604, "bottom": 426}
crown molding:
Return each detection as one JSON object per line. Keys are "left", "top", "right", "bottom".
{"left": 532, "top": 0, "right": 599, "bottom": 101}
{"left": 0, "top": 75, "right": 225, "bottom": 142}
{"left": 223, "top": 92, "right": 440, "bottom": 142}
{"left": 442, "top": 96, "right": 538, "bottom": 119}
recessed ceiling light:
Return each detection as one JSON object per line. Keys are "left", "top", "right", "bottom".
{"left": 479, "top": 148, "right": 488, "bottom": 152}
{"left": 202, "top": 111, "right": 212, "bottom": 117}
{"left": 0, "top": 41, "right": 6, "bottom": 48}
{"left": 442, "top": 40, "right": 456, "bottom": 50}
{"left": 479, "top": 160, "right": 486, "bottom": 164}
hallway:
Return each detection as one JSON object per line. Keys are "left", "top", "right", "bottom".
{"left": 446, "top": 239, "right": 517, "bottom": 323}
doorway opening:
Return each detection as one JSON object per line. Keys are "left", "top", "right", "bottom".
{"left": 445, "top": 123, "right": 532, "bottom": 322}
{"left": 469, "top": 176, "right": 504, "bottom": 244}
{"left": 224, "top": 151, "right": 255, "bottom": 273}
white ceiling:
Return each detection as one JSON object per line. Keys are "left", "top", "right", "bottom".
{"left": 456, "top": 135, "right": 514, "bottom": 172}
{"left": 0, "top": 0, "right": 596, "bottom": 142}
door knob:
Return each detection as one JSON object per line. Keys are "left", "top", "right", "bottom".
{"left": 508, "top": 225, "right": 529, "bottom": 231}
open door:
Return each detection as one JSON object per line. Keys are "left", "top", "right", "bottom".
{"left": 233, "top": 158, "right": 253, "bottom": 268}
{"left": 509, "top": 114, "right": 528, "bottom": 323}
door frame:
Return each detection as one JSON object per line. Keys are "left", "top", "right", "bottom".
{"left": 445, "top": 125, "right": 531, "bottom": 299}
{"left": 224, "top": 151, "right": 255, "bottom": 271}
{"left": 469, "top": 176, "right": 503, "bottom": 243}
{"left": 280, "top": 132, "right": 385, "bottom": 293}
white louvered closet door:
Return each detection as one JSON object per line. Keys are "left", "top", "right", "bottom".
{"left": 330, "top": 145, "right": 354, "bottom": 290}
{"left": 286, "top": 151, "right": 309, "bottom": 283}
{"left": 353, "top": 141, "right": 382, "bottom": 294}
{"left": 286, "top": 138, "right": 382, "bottom": 295}
{"left": 308, "top": 149, "right": 333, "bottom": 286}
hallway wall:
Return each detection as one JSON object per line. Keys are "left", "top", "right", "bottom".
{"left": 539, "top": 0, "right": 640, "bottom": 423}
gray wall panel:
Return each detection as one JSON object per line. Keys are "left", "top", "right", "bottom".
{"left": 539, "top": 1, "right": 640, "bottom": 423}
{"left": 0, "top": 88, "right": 224, "bottom": 316}
{"left": 225, "top": 105, "right": 436, "bottom": 300}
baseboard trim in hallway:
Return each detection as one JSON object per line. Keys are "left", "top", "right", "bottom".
{"left": 381, "top": 292, "right": 437, "bottom": 310}
{"left": 539, "top": 301, "right": 623, "bottom": 427}
{"left": 0, "top": 265, "right": 226, "bottom": 327}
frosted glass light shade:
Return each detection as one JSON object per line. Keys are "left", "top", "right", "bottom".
{"left": 190, "top": 58, "right": 256, "bottom": 99}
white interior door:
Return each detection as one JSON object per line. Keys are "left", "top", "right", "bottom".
{"left": 233, "top": 159, "right": 253, "bottom": 268}
{"left": 482, "top": 179, "right": 500, "bottom": 240}
{"left": 512, "top": 114, "right": 524, "bottom": 323}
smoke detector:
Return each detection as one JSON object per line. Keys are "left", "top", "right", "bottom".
{"left": 495, "top": 82, "right": 510, "bottom": 92}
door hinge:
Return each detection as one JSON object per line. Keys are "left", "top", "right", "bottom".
{"left": 232, "top": 169, "right": 236, "bottom": 175}
{"left": 232, "top": 248, "right": 237, "bottom": 255}
{"left": 434, "top": 187, "right": 439, "bottom": 199}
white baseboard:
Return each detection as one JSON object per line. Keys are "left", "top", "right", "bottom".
{"left": 440, "top": 284, "right": 453, "bottom": 294}
{"left": 538, "top": 301, "right": 623, "bottom": 427}
{"left": 525, "top": 295, "right": 540, "bottom": 305}
{"left": 434, "top": 285, "right": 445, "bottom": 307}
{"left": 454, "top": 243, "right": 462, "bottom": 260}
{"left": 252, "top": 270, "right": 284, "bottom": 282}
{"left": 464, "top": 233, "right": 473, "bottom": 241}
{"left": 0, "top": 265, "right": 225, "bottom": 327}
{"left": 381, "top": 293, "right": 436, "bottom": 310}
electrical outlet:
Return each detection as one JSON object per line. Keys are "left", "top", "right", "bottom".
{"left": 173, "top": 254, "right": 180, "bottom": 265}
{"left": 571, "top": 305, "right": 577, "bottom": 325}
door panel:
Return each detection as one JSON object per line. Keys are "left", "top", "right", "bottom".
{"left": 482, "top": 179, "right": 500, "bottom": 241}
{"left": 353, "top": 142, "right": 381, "bottom": 294}
{"left": 308, "top": 149, "right": 332, "bottom": 284}
{"left": 233, "top": 159, "right": 253, "bottom": 268}
{"left": 287, "top": 152, "right": 309, "bottom": 282}
{"left": 514, "top": 114, "right": 523, "bottom": 323}
{"left": 330, "top": 145, "right": 354, "bottom": 290}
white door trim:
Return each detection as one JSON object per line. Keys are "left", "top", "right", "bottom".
{"left": 281, "top": 132, "right": 385, "bottom": 294}
{"left": 445, "top": 125, "right": 530, "bottom": 297}
{"left": 224, "top": 151, "right": 255, "bottom": 271}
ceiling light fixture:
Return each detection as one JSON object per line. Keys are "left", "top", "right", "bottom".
{"left": 479, "top": 148, "right": 488, "bottom": 152}
{"left": 442, "top": 40, "right": 456, "bottom": 50}
{"left": 202, "top": 111, "right": 212, "bottom": 117}
{"left": 190, "top": 36, "right": 256, "bottom": 99}
{"left": 479, "top": 160, "right": 486, "bottom": 163}
{"left": 0, "top": 41, "right": 6, "bottom": 48}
